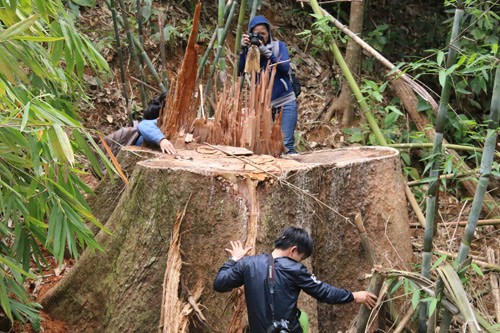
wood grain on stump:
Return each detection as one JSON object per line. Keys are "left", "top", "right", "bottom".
{"left": 41, "top": 146, "right": 413, "bottom": 332}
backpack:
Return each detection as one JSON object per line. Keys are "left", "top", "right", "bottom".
{"left": 272, "top": 40, "right": 301, "bottom": 97}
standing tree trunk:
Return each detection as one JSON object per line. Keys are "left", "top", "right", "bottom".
{"left": 40, "top": 146, "right": 413, "bottom": 332}
{"left": 324, "top": 0, "right": 364, "bottom": 125}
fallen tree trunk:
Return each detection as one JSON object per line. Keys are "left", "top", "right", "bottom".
{"left": 41, "top": 146, "right": 413, "bottom": 332}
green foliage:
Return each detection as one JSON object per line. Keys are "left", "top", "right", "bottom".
{"left": 365, "top": 23, "right": 389, "bottom": 52}
{"left": 341, "top": 79, "right": 405, "bottom": 145}
{"left": 297, "top": 14, "right": 347, "bottom": 57}
{"left": 397, "top": 0, "right": 498, "bottom": 114}
{"left": 152, "top": 16, "right": 210, "bottom": 48}
{"left": 0, "top": 0, "right": 113, "bottom": 326}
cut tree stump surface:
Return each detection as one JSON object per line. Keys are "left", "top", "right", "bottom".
{"left": 42, "top": 146, "right": 413, "bottom": 333}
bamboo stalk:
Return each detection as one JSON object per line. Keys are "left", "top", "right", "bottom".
{"left": 136, "top": 0, "right": 149, "bottom": 102}
{"left": 158, "top": 12, "right": 169, "bottom": 90}
{"left": 103, "top": 0, "right": 167, "bottom": 92}
{"left": 197, "top": 0, "right": 233, "bottom": 80}
{"left": 389, "top": 142, "right": 500, "bottom": 158}
{"left": 393, "top": 304, "right": 416, "bottom": 333}
{"left": 421, "top": 6, "right": 464, "bottom": 332}
{"left": 407, "top": 170, "right": 477, "bottom": 186}
{"left": 438, "top": 60, "right": 500, "bottom": 333}
{"left": 117, "top": 0, "right": 148, "bottom": 107}
{"left": 233, "top": 0, "right": 247, "bottom": 81}
{"left": 351, "top": 213, "right": 382, "bottom": 333}
{"left": 456, "top": 66, "right": 500, "bottom": 266}
{"left": 250, "top": 0, "right": 259, "bottom": 20}
{"left": 409, "top": 219, "right": 500, "bottom": 228}
{"left": 217, "top": 0, "right": 228, "bottom": 75}
{"left": 109, "top": 0, "right": 130, "bottom": 114}
{"left": 204, "top": 1, "right": 237, "bottom": 98}
{"left": 405, "top": 185, "right": 426, "bottom": 227}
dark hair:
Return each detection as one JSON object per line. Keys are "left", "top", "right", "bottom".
{"left": 274, "top": 227, "right": 313, "bottom": 259}
{"left": 142, "top": 91, "right": 167, "bottom": 120}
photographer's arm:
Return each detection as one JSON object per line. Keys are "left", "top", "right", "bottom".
{"left": 269, "top": 41, "right": 291, "bottom": 75}
{"left": 237, "top": 34, "right": 250, "bottom": 76}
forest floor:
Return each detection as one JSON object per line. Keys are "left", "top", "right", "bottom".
{"left": 12, "top": 1, "right": 499, "bottom": 332}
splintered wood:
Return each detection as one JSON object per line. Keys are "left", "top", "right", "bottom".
{"left": 193, "top": 65, "right": 284, "bottom": 157}
{"left": 157, "top": 1, "right": 284, "bottom": 157}
{"left": 158, "top": 197, "right": 207, "bottom": 333}
{"left": 159, "top": 2, "right": 201, "bottom": 139}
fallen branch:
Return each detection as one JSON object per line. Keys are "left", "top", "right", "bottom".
{"left": 389, "top": 142, "right": 500, "bottom": 159}
{"left": 412, "top": 242, "right": 500, "bottom": 272}
{"left": 409, "top": 219, "right": 500, "bottom": 228}
{"left": 487, "top": 248, "right": 500, "bottom": 323}
{"left": 407, "top": 170, "right": 477, "bottom": 186}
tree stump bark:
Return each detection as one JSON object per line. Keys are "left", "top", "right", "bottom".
{"left": 41, "top": 146, "right": 413, "bottom": 332}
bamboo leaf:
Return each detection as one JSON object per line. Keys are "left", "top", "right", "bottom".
{"left": 53, "top": 124, "right": 75, "bottom": 166}
{"left": 431, "top": 254, "right": 448, "bottom": 269}
{"left": 437, "top": 264, "right": 481, "bottom": 333}
{"left": 72, "top": 129, "right": 103, "bottom": 177}
{"left": 437, "top": 52, "right": 444, "bottom": 66}
{"left": 470, "top": 263, "right": 484, "bottom": 276}
{"left": 428, "top": 297, "right": 438, "bottom": 316}
{"left": 20, "top": 101, "right": 31, "bottom": 132}
{"left": 411, "top": 289, "right": 420, "bottom": 309}
{"left": 0, "top": 15, "right": 39, "bottom": 42}
{"left": 14, "top": 36, "right": 64, "bottom": 42}
{"left": 47, "top": 127, "right": 66, "bottom": 163}
{"left": 438, "top": 70, "right": 446, "bottom": 88}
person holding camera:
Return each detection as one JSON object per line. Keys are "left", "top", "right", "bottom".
{"left": 238, "top": 15, "right": 298, "bottom": 155}
{"left": 213, "top": 227, "right": 378, "bottom": 333}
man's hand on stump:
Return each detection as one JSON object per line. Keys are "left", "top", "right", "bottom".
{"left": 225, "top": 240, "right": 252, "bottom": 262}
{"left": 352, "top": 291, "right": 378, "bottom": 309}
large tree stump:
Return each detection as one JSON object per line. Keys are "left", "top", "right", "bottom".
{"left": 41, "top": 146, "right": 413, "bottom": 332}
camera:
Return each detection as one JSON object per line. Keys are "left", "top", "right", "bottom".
{"left": 267, "top": 319, "right": 290, "bottom": 333}
{"left": 249, "top": 32, "right": 264, "bottom": 46}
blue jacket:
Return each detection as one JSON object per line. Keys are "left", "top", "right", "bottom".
{"left": 135, "top": 118, "right": 165, "bottom": 146}
{"left": 238, "top": 16, "right": 295, "bottom": 105}
{"left": 214, "top": 254, "right": 354, "bottom": 332}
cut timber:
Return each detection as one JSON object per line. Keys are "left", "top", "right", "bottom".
{"left": 41, "top": 146, "right": 413, "bottom": 332}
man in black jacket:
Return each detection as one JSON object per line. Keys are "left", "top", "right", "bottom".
{"left": 213, "top": 227, "right": 377, "bottom": 332}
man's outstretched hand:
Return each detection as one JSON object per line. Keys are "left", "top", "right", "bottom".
{"left": 352, "top": 291, "right": 378, "bottom": 309}
{"left": 159, "top": 138, "right": 176, "bottom": 155}
{"left": 225, "top": 240, "right": 252, "bottom": 261}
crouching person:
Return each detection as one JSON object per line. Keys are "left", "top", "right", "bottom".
{"left": 213, "top": 227, "right": 377, "bottom": 333}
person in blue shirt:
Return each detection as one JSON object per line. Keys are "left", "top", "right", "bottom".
{"left": 238, "top": 15, "right": 298, "bottom": 155}
{"left": 136, "top": 118, "right": 176, "bottom": 155}
{"left": 135, "top": 91, "right": 176, "bottom": 155}
{"left": 214, "top": 227, "right": 377, "bottom": 332}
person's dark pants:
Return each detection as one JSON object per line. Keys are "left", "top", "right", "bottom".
{"left": 272, "top": 99, "right": 298, "bottom": 154}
